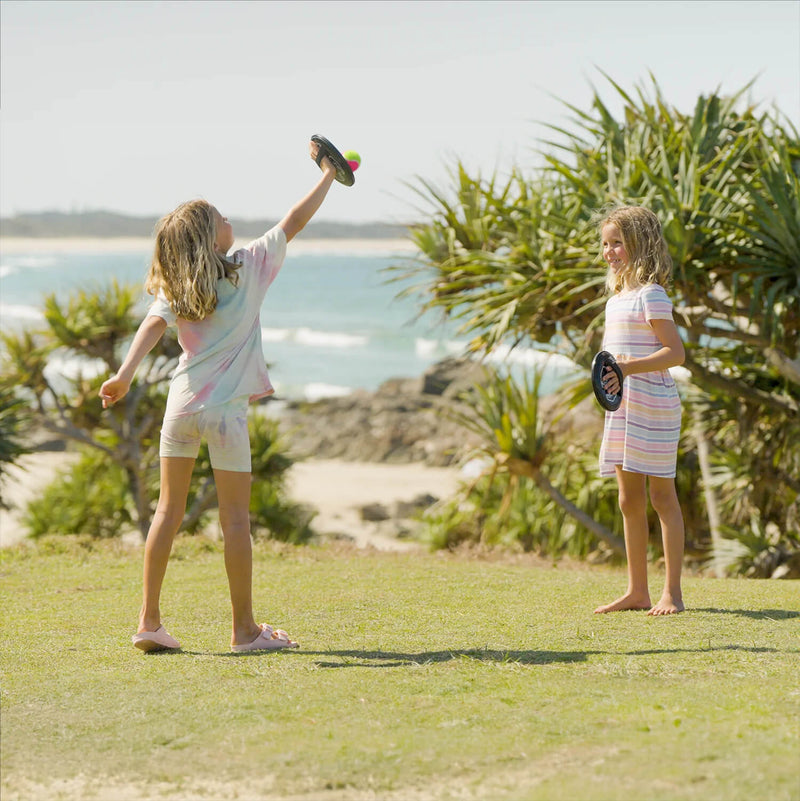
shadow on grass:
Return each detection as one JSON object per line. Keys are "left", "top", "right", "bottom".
{"left": 692, "top": 608, "right": 800, "bottom": 620}
{"left": 304, "top": 648, "right": 591, "bottom": 668}
{"left": 145, "top": 648, "right": 592, "bottom": 662}
{"left": 140, "top": 641, "right": 796, "bottom": 661}
{"left": 295, "top": 643, "right": 788, "bottom": 668}
{"left": 141, "top": 647, "right": 591, "bottom": 663}
{"left": 140, "top": 642, "right": 794, "bottom": 661}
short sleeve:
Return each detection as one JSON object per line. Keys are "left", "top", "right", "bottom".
{"left": 641, "top": 284, "right": 674, "bottom": 322}
{"left": 146, "top": 292, "right": 176, "bottom": 325}
{"left": 237, "top": 226, "right": 287, "bottom": 289}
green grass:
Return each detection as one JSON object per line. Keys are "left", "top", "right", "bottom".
{"left": 1, "top": 538, "right": 798, "bottom": 801}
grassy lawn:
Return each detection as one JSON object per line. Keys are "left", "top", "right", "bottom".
{"left": 1, "top": 538, "right": 798, "bottom": 800}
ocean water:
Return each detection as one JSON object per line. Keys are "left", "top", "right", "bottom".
{"left": 0, "top": 240, "right": 580, "bottom": 400}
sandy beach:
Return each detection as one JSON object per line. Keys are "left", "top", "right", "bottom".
{"left": 0, "top": 451, "right": 463, "bottom": 551}
{"left": 0, "top": 452, "right": 78, "bottom": 548}
{"left": 288, "top": 459, "right": 463, "bottom": 550}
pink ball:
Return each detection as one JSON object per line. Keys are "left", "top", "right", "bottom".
{"left": 344, "top": 150, "right": 361, "bottom": 172}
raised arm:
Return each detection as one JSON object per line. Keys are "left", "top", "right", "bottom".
{"left": 278, "top": 141, "right": 338, "bottom": 242}
{"left": 99, "top": 314, "right": 168, "bottom": 408}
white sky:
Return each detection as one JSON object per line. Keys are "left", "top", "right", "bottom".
{"left": 1, "top": 0, "right": 798, "bottom": 224}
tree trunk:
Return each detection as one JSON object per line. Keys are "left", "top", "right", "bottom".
{"left": 499, "top": 455, "right": 626, "bottom": 555}
{"left": 124, "top": 444, "right": 151, "bottom": 542}
{"left": 692, "top": 419, "right": 726, "bottom": 578}
{"left": 182, "top": 475, "right": 219, "bottom": 531}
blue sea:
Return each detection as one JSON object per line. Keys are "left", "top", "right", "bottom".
{"left": 0, "top": 239, "right": 580, "bottom": 401}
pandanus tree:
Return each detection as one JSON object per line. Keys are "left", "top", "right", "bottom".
{"left": 1, "top": 282, "right": 311, "bottom": 543}
{"left": 0, "top": 385, "right": 31, "bottom": 509}
{"left": 401, "top": 75, "right": 799, "bottom": 574}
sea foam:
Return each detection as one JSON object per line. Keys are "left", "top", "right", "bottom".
{"left": 0, "top": 303, "right": 44, "bottom": 321}
{"left": 415, "top": 337, "right": 469, "bottom": 358}
{"left": 262, "top": 326, "right": 368, "bottom": 348}
{"left": 0, "top": 255, "right": 58, "bottom": 270}
{"left": 302, "top": 382, "right": 354, "bottom": 401}
{"left": 484, "top": 344, "right": 579, "bottom": 371}
{"left": 272, "top": 380, "right": 354, "bottom": 402}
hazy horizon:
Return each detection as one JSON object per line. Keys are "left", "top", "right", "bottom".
{"left": 0, "top": 207, "right": 412, "bottom": 226}
{"left": 2, "top": 1, "right": 798, "bottom": 224}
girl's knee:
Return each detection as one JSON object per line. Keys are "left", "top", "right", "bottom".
{"left": 649, "top": 484, "right": 679, "bottom": 516}
{"left": 152, "top": 504, "right": 186, "bottom": 533}
{"left": 219, "top": 509, "right": 251, "bottom": 537}
{"left": 618, "top": 491, "right": 646, "bottom": 517}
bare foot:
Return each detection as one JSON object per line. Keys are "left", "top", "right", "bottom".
{"left": 594, "top": 592, "right": 652, "bottom": 614}
{"left": 647, "top": 594, "right": 685, "bottom": 616}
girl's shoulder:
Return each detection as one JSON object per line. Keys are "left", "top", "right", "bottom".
{"left": 639, "top": 282, "right": 673, "bottom": 305}
{"left": 640, "top": 281, "right": 669, "bottom": 296}
{"left": 236, "top": 225, "right": 287, "bottom": 259}
{"left": 625, "top": 282, "right": 670, "bottom": 302}
{"left": 607, "top": 282, "right": 671, "bottom": 311}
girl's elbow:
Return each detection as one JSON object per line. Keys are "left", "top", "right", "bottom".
{"left": 673, "top": 343, "right": 685, "bottom": 366}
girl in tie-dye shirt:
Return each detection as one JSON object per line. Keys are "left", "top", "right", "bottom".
{"left": 593, "top": 205, "right": 686, "bottom": 617}
{"left": 99, "top": 141, "right": 340, "bottom": 653}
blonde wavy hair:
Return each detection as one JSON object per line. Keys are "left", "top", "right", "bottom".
{"left": 594, "top": 205, "right": 672, "bottom": 294}
{"left": 145, "top": 199, "right": 239, "bottom": 321}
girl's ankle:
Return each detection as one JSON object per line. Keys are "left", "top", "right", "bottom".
{"left": 138, "top": 615, "right": 161, "bottom": 632}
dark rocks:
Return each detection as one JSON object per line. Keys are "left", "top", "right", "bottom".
{"left": 360, "top": 503, "right": 391, "bottom": 522}
{"left": 393, "top": 493, "right": 439, "bottom": 519}
{"left": 274, "top": 358, "right": 486, "bottom": 466}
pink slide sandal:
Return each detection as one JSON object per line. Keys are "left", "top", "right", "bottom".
{"left": 232, "top": 623, "right": 299, "bottom": 653}
{"left": 132, "top": 625, "right": 181, "bottom": 652}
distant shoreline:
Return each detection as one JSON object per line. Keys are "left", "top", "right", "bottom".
{"left": 0, "top": 237, "right": 417, "bottom": 256}
{"left": 0, "top": 211, "right": 412, "bottom": 241}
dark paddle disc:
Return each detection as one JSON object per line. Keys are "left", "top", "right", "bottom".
{"left": 591, "top": 350, "right": 624, "bottom": 411}
{"left": 311, "top": 134, "right": 355, "bottom": 187}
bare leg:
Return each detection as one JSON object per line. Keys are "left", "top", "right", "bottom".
{"left": 138, "top": 457, "right": 195, "bottom": 633}
{"left": 647, "top": 476, "right": 685, "bottom": 615}
{"left": 213, "top": 469, "right": 262, "bottom": 646}
{"left": 595, "top": 468, "right": 652, "bottom": 613}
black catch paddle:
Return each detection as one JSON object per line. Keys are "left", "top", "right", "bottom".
{"left": 311, "top": 134, "right": 355, "bottom": 187}
{"left": 591, "top": 350, "right": 624, "bottom": 411}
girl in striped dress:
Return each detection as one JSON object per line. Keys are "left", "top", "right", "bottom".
{"left": 594, "top": 206, "right": 686, "bottom": 616}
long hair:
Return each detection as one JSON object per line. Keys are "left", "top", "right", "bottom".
{"left": 594, "top": 205, "right": 672, "bottom": 294}
{"left": 145, "top": 199, "right": 239, "bottom": 321}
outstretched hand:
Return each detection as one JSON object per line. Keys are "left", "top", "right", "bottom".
{"left": 99, "top": 375, "right": 131, "bottom": 408}
{"left": 309, "top": 140, "right": 336, "bottom": 175}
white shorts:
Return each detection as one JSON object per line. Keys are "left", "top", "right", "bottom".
{"left": 159, "top": 397, "right": 251, "bottom": 472}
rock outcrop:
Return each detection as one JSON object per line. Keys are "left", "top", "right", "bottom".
{"left": 270, "top": 358, "right": 488, "bottom": 466}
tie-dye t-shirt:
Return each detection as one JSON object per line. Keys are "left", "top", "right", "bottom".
{"left": 147, "top": 226, "right": 287, "bottom": 417}
{"left": 598, "top": 283, "right": 682, "bottom": 478}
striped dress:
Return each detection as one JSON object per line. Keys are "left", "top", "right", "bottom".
{"left": 599, "top": 283, "right": 682, "bottom": 479}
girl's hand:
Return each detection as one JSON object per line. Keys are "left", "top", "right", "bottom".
{"left": 603, "top": 355, "right": 628, "bottom": 395}
{"left": 99, "top": 375, "right": 131, "bottom": 408}
{"left": 309, "top": 140, "right": 336, "bottom": 175}
{"left": 607, "top": 321, "right": 685, "bottom": 386}
{"left": 602, "top": 366, "right": 621, "bottom": 395}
